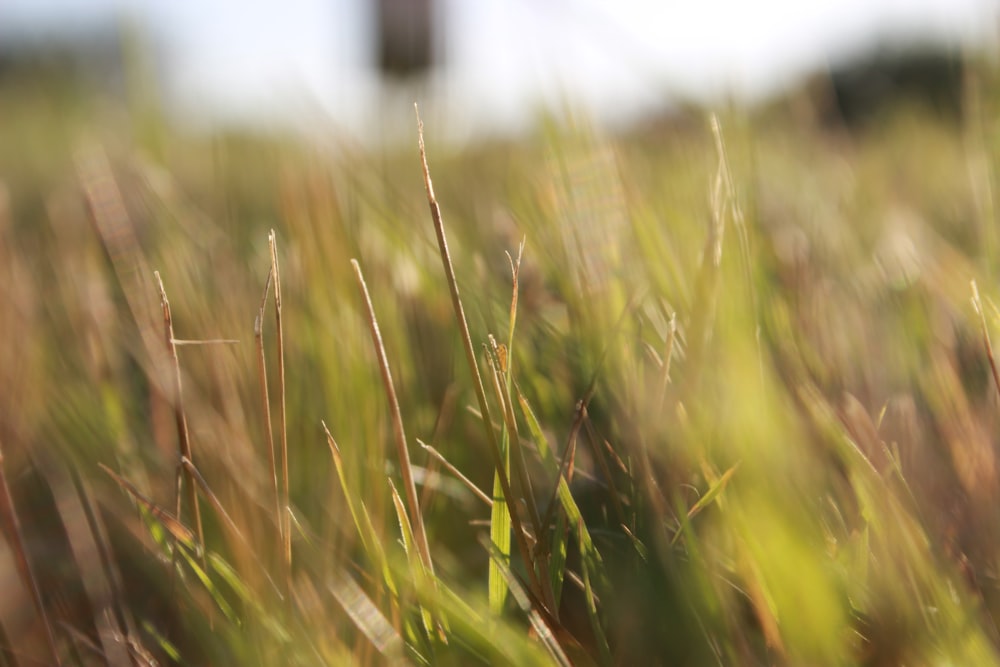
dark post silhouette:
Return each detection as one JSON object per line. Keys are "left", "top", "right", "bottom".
{"left": 376, "top": 0, "right": 435, "bottom": 78}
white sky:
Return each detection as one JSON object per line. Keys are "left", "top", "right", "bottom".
{"left": 1, "top": 0, "right": 997, "bottom": 137}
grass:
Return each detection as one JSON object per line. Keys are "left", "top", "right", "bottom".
{"left": 3, "top": 64, "right": 1000, "bottom": 665}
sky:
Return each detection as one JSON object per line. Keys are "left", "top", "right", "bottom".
{"left": 1, "top": 0, "right": 997, "bottom": 138}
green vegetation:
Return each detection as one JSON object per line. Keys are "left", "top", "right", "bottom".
{"left": 3, "top": 66, "right": 1000, "bottom": 665}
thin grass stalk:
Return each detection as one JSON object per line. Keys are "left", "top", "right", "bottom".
{"left": 418, "top": 439, "right": 493, "bottom": 508}
{"left": 0, "top": 440, "right": 63, "bottom": 666}
{"left": 254, "top": 267, "right": 283, "bottom": 560}
{"left": 538, "top": 399, "right": 586, "bottom": 545}
{"left": 487, "top": 245, "right": 522, "bottom": 616}
{"left": 99, "top": 464, "right": 197, "bottom": 547}
{"left": 322, "top": 422, "right": 403, "bottom": 642}
{"left": 656, "top": 312, "right": 677, "bottom": 413}
{"left": 351, "top": 259, "right": 435, "bottom": 577}
{"left": 500, "top": 247, "right": 543, "bottom": 539}
{"left": 387, "top": 480, "right": 438, "bottom": 645}
{"left": 415, "top": 107, "right": 543, "bottom": 603}
{"left": 268, "top": 230, "right": 292, "bottom": 581}
{"left": 515, "top": 389, "right": 571, "bottom": 606}
{"left": 179, "top": 457, "right": 285, "bottom": 598}
{"left": 418, "top": 383, "right": 459, "bottom": 511}
{"left": 154, "top": 271, "right": 206, "bottom": 568}
{"left": 581, "top": 419, "right": 627, "bottom": 530}
{"left": 170, "top": 338, "right": 240, "bottom": 346}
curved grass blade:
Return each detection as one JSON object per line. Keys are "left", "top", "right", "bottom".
{"left": 517, "top": 389, "right": 569, "bottom": 606}
{"left": 418, "top": 439, "right": 493, "bottom": 508}
{"left": 99, "top": 463, "right": 197, "bottom": 549}
{"left": 322, "top": 422, "right": 399, "bottom": 599}
{"left": 176, "top": 544, "right": 240, "bottom": 625}
{"left": 688, "top": 463, "right": 739, "bottom": 521}
{"left": 389, "top": 480, "right": 439, "bottom": 645}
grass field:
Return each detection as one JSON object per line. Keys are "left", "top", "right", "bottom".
{"left": 3, "top": 62, "right": 1000, "bottom": 665}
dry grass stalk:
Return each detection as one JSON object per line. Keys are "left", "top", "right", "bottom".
{"left": 351, "top": 259, "right": 435, "bottom": 577}
{"left": 415, "top": 105, "right": 544, "bottom": 603}
{"left": 100, "top": 463, "right": 197, "bottom": 546}
{"left": 254, "top": 267, "right": 283, "bottom": 565}
{"left": 179, "top": 457, "right": 285, "bottom": 599}
{"left": 269, "top": 230, "right": 293, "bottom": 582}
{"left": 153, "top": 271, "right": 206, "bottom": 568}
{"left": 418, "top": 439, "right": 493, "bottom": 508}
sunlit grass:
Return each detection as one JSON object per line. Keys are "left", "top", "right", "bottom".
{"left": 2, "top": 72, "right": 1000, "bottom": 665}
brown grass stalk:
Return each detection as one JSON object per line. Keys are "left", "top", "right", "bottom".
{"left": 179, "top": 457, "right": 285, "bottom": 599}
{"left": 99, "top": 463, "right": 197, "bottom": 546}
{"left": 154, "top": 271, "right": 206, "bottom": 567}
{"left": 415, "top": 106, "right": 544, "bottom": 603}
{"left": 254, "top": 267, "right": 283, "bottom": 561}
{"left": 351, "top": 259, "right": 435, "bottom": 577}
{"left": 269, "top": 230, "right": 293, "bottom": 581}
{"left": 417, "top": 439, "right": 493, "bottom": 508}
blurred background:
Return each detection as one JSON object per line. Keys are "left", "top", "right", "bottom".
{"left": 0, "top": 0, "right": 997, "bottom": 142}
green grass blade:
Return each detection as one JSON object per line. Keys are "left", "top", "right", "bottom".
{"left": 322, "top": 423, "right": 400, "bottom": 600}
{"left": 389, "top": 480, "right": 439, "bottom": 644}
{"left": 686, "top": 463, "right": 739, "bottom": 522}
{"left": 517, "top": 389, "right": 569, "bottom": 603}
{"left": 517, "top": 390, "right": 611, "bottom": 599}
{"left": 176, "top": 545, "right": 239, "bottom": 626}
{"left": 549, "top": 511, "right": 569, "bottom": 611}
{"left": 488, "top": 458, "right": 512, "bottom": 616}
{"left": 486, "top": 345, "right": 514, "bottom": 616}
{"left": 517, "top": 388, "right": 552, "bottom": 462}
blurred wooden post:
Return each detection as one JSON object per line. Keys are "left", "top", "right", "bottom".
{"left": 376, "top": 0, "right": 435, "bottom": 78}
